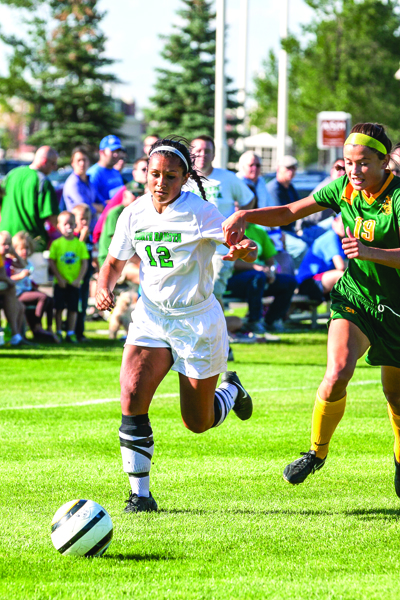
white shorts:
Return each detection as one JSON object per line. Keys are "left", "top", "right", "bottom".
{"left": 126, "top": 295, "right": 228, "bottom": 379}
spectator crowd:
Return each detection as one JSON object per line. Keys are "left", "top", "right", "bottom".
{"left": 0, "top": 132, "right": 352, "bottom": 348}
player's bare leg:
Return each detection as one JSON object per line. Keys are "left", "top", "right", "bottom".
{"left": 381, "top": 365, "right": 400, "bottom": 497}
{"left": 284, "top": 319, "right": 370, "bottom": 484}
{"left": 119, "top": 346, "right": 173, "bottom": 513}
{"left": 179, "top": 370, "right": 252, "bottom": 433}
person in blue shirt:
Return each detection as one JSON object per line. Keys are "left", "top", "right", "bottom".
{"left": 86, "top": 135, "right": 125, "bottom": 206}
{"left": 62, "top": 146, "right": 103, "bottom": 231}
{"left": 267, "top": 155, "right": 308, "bottom": 269}
{"left": 297, "top": 214, "right": 346, "bottom": 298}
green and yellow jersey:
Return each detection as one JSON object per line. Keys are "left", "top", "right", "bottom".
{"left": 314, "top": 172, "right": 400, "bottom": 313}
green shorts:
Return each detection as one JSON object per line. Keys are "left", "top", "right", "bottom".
{"left": 329, "top": 287, "right": 400, "bottom": 369}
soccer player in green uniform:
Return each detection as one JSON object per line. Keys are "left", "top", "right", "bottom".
{"left": 223, "top": 122, "right": 400, "bottom": 495}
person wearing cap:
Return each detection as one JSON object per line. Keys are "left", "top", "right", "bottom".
{"left": 223, "top": 122, "right": 400, "bottom": 497}
{"left": 62, "top": 146, "right": 103, "bottom": 232}
{"left": 267, "top": 155, "right": 308, "bottom": 269}
{"left": 86, "top": 135, "right": 125, "bottom": 207}
{"left": 92, "top": 157, "right": 148, "bottom": 245}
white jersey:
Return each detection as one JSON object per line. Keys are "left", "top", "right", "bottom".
{"left": 108, "top": 191, "right": 226, "bottom": 312}
{"left": 185, "top": 168, "right": 254, "bottom": 255}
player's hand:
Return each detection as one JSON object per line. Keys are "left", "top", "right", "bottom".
{"left": 223, "top": 210, "right": 247, "bottom": 245}
{"left": 71, "top": 279, "right": 81, "bottom": 288}
{"left": 96, "top": 287, "right": 115, "bottom": 311}
{"left": 223, "top": 238, "right": 258, "bottom": 262}
{"left": 342, "top": 227, "right": 370, "bottom": 260}
{"left": 58, "top": 278, "right": 67, "bottom": 289}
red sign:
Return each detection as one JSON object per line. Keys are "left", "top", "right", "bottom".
{"left": 320, "top": 119, "right": 347, "bottom": 147}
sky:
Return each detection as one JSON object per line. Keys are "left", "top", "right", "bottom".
{"left": 0, "top": 0, "right": 315, "bottom": 115}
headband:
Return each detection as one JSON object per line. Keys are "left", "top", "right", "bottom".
{"left": 344, "top": 133, "right": 387, "bottom": 156}
{"left": 149, "top": 146, "right": 189, "bottom": 171}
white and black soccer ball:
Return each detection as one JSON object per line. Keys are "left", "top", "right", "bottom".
{"left": 51, "top": 499, "right": 113, "bottom": 557}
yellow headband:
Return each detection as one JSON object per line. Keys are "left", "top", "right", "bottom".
{"left": 344, "top": 132, "right": 387, "bottom": 156}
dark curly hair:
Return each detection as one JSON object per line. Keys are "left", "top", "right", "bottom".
{"left": 349, "top": 123, "right": 392, "bottom": 159}
{"left": 148, "top": 136, "right": 208, "bottom": 201}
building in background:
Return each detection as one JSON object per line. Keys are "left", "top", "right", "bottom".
{"left": 241, "top": 131, "right": 293, "bottom": 173}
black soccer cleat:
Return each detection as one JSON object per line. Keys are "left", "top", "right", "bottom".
{"left": 124, "top": 491, "right": 158, "bottom": 513}
{"left": 394, "top": 455, "right": 400, "bottom": 499}
{"left": 283, "top": 450, "right": 326, "bottom": 485}
{"left": 221, "top": 371, "right": 252, "bottom": 420}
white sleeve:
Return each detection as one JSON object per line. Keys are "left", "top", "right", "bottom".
{"left": 232, "top": 175, "right": 255, "bottom": 207}
{"left": 198, "top": 203, "right": 226, "bottom": 245}
{"left": 108, "top": 209, "right": 136, "bottom": 261}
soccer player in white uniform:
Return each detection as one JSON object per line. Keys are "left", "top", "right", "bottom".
{"left": 96, "top": 138, "right": 257, "bottom": 513}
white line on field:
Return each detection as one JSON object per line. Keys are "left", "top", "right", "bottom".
{"left": 0, "top": 379, "right": 381, "bottom": 412}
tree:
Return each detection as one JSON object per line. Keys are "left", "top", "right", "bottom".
{"left": 251, "top": 0, "right": 400, "bottom": 165}
{"left": 145, "top": 0, "right": 240, "bottom": 150}
{"left": 0, "top": 0, "right": 123, "bottom": 161}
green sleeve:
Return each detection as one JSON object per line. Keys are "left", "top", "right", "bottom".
{"left": 49, "top": 240, "right": 58, "bottom": 260}
{"left": 38, "top": 180, "right": 59, "bottom": 220}
{"left": 313, "top": 176, "right": 346, "bottom": 213}
{"left": 79, "top": 241, "right": 90, "bottom": 260}
{"left": 98, "top": 208, "right": 121, "bottom": 265}
{"left": 260, "top": 231, "right": 277, "bottom": 261}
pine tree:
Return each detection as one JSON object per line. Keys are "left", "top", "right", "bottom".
{"left": 145, "top": 0, "right": 239, "bottom": 146}
{"left": 0, "top": 0, "right": 123, "bottom": 161}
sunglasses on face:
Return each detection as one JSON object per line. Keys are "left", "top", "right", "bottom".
{"left": 335, "top": 164, "right": 346, "bottom": 171}
{"left": 249, "top": 163, "right": 261, "bottom": 168}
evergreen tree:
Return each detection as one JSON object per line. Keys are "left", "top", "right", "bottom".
{"left": 0, "top": 0, "right": 123, "bottom": 161}
{"left": 250, "top": 0, "right": 400, "bottom": 165}
{"left": 145, "top": 0, "right": 240, "bottom": 147}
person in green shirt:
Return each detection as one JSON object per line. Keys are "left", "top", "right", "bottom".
{"left": 49, "top": 211, "right": 89, "bottom": 343}
{"left": 225, "top": 221, "right": 296, "bottom": 334}
{"left": 0, "top": 146, "right": 59, "bottom": 252}
{"left": 223, "top": 122, "right": 400, "bottom": 497}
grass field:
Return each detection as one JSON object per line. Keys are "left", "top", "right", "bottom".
{"left": 1, "top": 323, "right": 400, "bottom": 600}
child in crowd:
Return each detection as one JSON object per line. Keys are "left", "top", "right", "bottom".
{"left": 10, "top": 231, "right": 58, "bottom": 343}
{"left": 72, "top": 203, "right": 93, "bottom": 341}
{"left": 0, "top": 231, "right": 25, "bottom": 345}
{"left": 49, "top": 211, "right": 89, "bottom": 343}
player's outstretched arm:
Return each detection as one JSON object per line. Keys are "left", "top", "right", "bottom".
{"left": 222, "top": 196, "right": 321, "bottom": 245}
{"left": 223, "top": 237, "right": 258, "bottom": 263}
{"left": 96, "top": 255, "right": 127, "bottom": 310}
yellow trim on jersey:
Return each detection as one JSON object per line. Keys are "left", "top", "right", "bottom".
{"left": 345, "top": 133, "right": 387, "bottom": 156}
{"left": 342, "top": 171, "right": 394, "bottom": 207}
{"left": 360, "top": 171, "right": 393, "bottom": 206}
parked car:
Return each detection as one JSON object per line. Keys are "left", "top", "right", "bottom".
{"left": 0, "top": 159, "right": 30, "bottom": 180}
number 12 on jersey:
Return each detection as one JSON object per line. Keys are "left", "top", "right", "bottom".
{"left": 145, "top": 245, "right": 174, "bottom": 268}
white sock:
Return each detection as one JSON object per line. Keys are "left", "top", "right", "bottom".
{"left": 213, "top": 382, "right": 238, "bottom": 427}
{"left": 119, "top": 432, "right": 154, "bottom": 497}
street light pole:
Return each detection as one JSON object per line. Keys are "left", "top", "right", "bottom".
{"left": 237, "top": 0, "right": 249, "bottom": 124}
{"left": 214, "top": 0, "right": 228, "bottom": 168}
{"left": 277, "top": 0, "right": 289, "bottom": 161}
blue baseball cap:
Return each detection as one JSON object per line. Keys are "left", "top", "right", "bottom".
{"left": 99, "top": 135, "right": 125, "bottom": 152}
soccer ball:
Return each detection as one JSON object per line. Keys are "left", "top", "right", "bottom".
{"left": 51, "top": 499, "right": 113, "bottom": 557}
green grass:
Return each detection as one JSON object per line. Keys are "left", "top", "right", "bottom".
{"left": 1, "top": 326, "right": 400, "bottom": 599}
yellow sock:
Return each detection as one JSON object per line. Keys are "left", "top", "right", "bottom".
{"left": 310, "top": 392, "right": 347, "bottom": 459}
{"left": 387, "top": 404, "right": 400, "bottom": 462}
